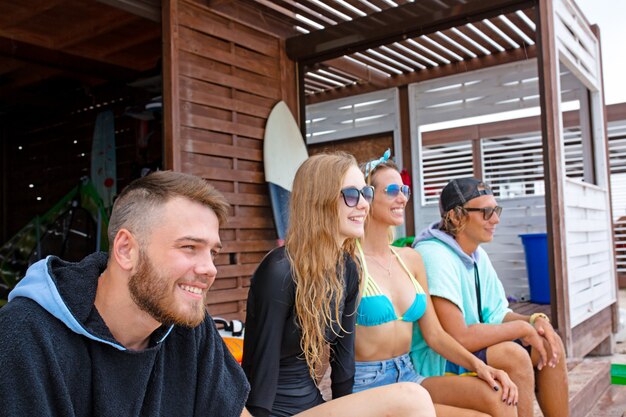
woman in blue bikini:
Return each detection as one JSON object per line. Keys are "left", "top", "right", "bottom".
{"left": 355, "top": 151, "right": 518, "bottom": 417}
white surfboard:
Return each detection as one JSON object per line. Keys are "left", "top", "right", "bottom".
{"left": 91, "top": 110, "right": 117, "bottom": 209}
{"left": 263, "top": 101, "right": 308, "bottom": 243}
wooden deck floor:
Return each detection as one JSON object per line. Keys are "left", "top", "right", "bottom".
{"left": 509, "top": 301, "right": 552, "bottom": 319}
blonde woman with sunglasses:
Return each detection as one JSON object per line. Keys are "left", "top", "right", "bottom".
{"left": 242, "top": 152, "right": 435, "bottom": 417}
{"left": 354, "top": 151, "right": 518, "bottom": 417}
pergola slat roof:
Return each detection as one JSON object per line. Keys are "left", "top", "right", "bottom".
{"left": 249, "top": 0, "right": 538, "bottom": 98}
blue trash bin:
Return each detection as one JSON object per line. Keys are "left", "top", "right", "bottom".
{"left": 519, "top": 233, "right": 551, "bottom": 304}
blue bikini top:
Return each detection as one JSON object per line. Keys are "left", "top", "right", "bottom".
{"left": 356, "top": 241, "right": 427, "bottom": 327}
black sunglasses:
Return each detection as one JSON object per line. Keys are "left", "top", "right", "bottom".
{"left": 464, "top": 206, "right": 503, "bottom": 220}
{"left": 341, "top": 186, "right": 375, "bottom": 207}
{"left": 384, "top": 184, "right": 411, "bottom": 199}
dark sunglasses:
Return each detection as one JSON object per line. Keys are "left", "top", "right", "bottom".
{"left": 384, "top": 184, "right": 411, "bottom": 199}
{"left": 464, "top": 206, "right": 503, "bottom": 220}
{"left": 341, "top": 186, "right": 375, "bottom": 207}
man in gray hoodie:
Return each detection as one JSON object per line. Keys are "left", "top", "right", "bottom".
{"left": 411, "top": 178, "right": 568, "bottom": 417}
{"left": 0, "top": 171, "right": 252, "bottom": 417}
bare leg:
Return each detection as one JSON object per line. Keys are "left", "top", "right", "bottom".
{"left": 294, "top": 382, "right": 436, "bottom": 417}
{"left": 422, "top": 375, "right": 517, "bottom": 417}
{"left": 484, "top": 342, "right": 534, "bottom": 417}
{"left": 434, "top": 404, "right": 491, "bottom": 417}
{"left": 531, "top": 336, "right": 569, "bottom": 417}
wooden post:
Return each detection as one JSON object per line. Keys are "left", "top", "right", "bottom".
{"left": 161, "top": 0, "right": 181, "bottom": 171}
{"left": 398, "top": 86, "right": 415, "bottom": 237}
{"left": 535, "top": 0, "right": 572, "bottom": 355}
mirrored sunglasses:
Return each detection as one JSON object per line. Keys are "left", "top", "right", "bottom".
{"left": 384, "top": 184, "right": 411, "bottom": 199}
{"left": 464, "top": 206, "right": 503, "bottom": 220}
{"left": 341, "top": 186, "right": 375, "bottom": 207}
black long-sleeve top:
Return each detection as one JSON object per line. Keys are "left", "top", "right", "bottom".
{"left": 242, "top": 246, "right": 359, "bottom": 417}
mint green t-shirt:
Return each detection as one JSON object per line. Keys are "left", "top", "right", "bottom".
{"left": 411, "top": 234, "right": 511, "bottom": 377}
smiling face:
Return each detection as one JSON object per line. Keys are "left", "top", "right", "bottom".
{"left": 454, "top": 194, "right": 500, "bottom": 254}
{"left": 128, "top": 196, "right": 222, "bottom": 328}
{"left": 369, "top": 167, "right": 408, "bottom": 227}
{"left": 337, "top": 165, "right": 370, "bottom": 245}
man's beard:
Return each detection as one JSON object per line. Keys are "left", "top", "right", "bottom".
{"left": 128, "top": 251, "right": 207, "bottom": 328}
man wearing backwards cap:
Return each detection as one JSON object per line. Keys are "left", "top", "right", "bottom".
{"left": 410, "top": 178, "right": 568, "bottom": 417}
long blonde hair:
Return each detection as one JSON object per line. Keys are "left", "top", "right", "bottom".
{"left": 285, "top": 152, "right": 358, "bottom": 379}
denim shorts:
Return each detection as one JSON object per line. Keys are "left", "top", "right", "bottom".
{"left": 352, "top": 353, "right": 426, "bottom": 393}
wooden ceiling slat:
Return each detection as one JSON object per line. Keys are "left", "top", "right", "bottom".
{"left": 306, "top": 45, "right": 536, "bottom": 104}
{"left": 393, "top": 39, "right": 443, "bottom": 67}
{"left": 472, "top": 20, "right": 514, "bottom": 50}
{"left": 305, "top": 77, "right": 333, "bottom": 89}
{"left": 339, "top": 0, "right": 377, "bottom": 15}
{"left": 286, "top": 0, "right": 534, "bottom": 62}
{"left": 316, "top": 57, "right": 388, "bottom": 87}
{"left": 97, "top": 26, "right": 162, "bottom": 62}
{"left": 54, "top": 14, "right": 140, "bottom": 49}
{"left": 279, "top": 0, "right": 339, "bottom": 26}
{"left": 506, "top": 10, "right": 537, "bottom": 41}
{"left": 404, "top": 37, "right": 453, "bottom": 65}
{"left": 454, "top": 25, "right": 498, "bottom": 55}
{"left": 104, "top": 38, "right": 161, "bottom": 71}
{"left": 378, "top": 43, "right": 429, "bottom": 69}
{"left": 349, "top": 52, "right": 397, "bottom": 76}
{"left": 306, "top": 0, "right": 367, "bottom": 20}
{"left": 489, "top": 16, "right": 529, "bottom": 47}
{"left": 428, "top": 30, "right": 477, "bottom": 60}
{"left": 0, "top": 36, "right": 139, "bottom": 81}
{"left": 0, "top": 0, "right": 67, "bottom": 29}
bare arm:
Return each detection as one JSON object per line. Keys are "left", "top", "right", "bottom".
{"left": 241, "top": 408, "right": 254, "bottom": 417}
{"left": 402, "top": 249, "right": 518, "bottom": 403}
{"left": 503, "top": 311, "right": 561, "bottom": 367}
{"left": 432, "top": 297, "right": 550, "bottom": 369}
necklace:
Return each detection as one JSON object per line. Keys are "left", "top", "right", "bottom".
{"left": 366, "top": 250, "right": 393, "bottom": 278}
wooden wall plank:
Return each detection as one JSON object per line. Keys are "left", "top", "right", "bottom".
{"left": 179, "top": 1, "right": 279, "bottom": 57}
{"left": 164, "top": 0, "right": 297, "bottom": 319}
{"left": 179, "top": 77, "right": 270, "bottom": 119}
{"left": 178, "top": 26, "right": 279, "bottom": 78}
{"left": 179, "top": 51, "right": 281, "bottom": 100}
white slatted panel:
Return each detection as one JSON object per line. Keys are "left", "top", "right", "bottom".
{"left": 477, "top": 128, "right": 583, "bottom": 199}
{"left": 411, "top": 60, "right": 541, "bottom": 125}
{"left": 485, "top": 196, "right": 546, "bottom": 300}
{"left": 553, "top": 0, "right": 601, "bottom": 91}
{"left": 564, "top": 179, "right": 616, "bottom": 327}
{"left": 421, "top": 141, "right": 474, "bottom": 205}
{"left": 305, "top": 89, "right": 398, "bottom": 144}
{"left": 608, "top": 120, "right": 626, "bottom": 273}
{"left": 482, "top": 134, "right": 544, "bottom": 198}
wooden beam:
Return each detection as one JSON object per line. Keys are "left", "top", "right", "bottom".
{"left": 607, "top": 102, "right": 626, "bottom": 122}
{"left": 0, "top": 36, "right": 140, "bottom": 82}
{"left": 535, "top": 0, "right": 572, "bottom": 354}
{"left": 286, "top": 0, "right": 534, "bottom": 63}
